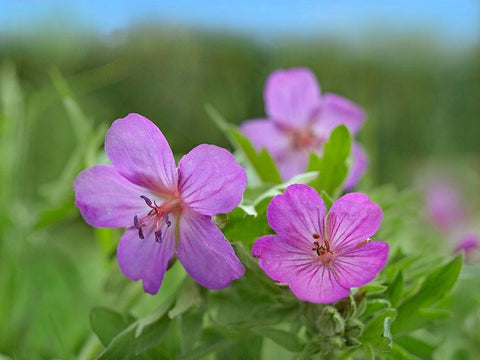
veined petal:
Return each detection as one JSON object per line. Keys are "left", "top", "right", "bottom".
{"left": 105, "top": 113, "right": 177, "bottom": 194}
{"left": 265, "top": 68, "right": 322, "bottom": 128}
{"left": 327, "top": 193, "right": 382, "bottom": 252}
{"left": 117, "top": 216, "right": 176, "bottom": 295}
{"left": 73, "top": 165, "right": 150, "bottom": 228}
{"left": 289, "top": 263, "right": 350, "bottom": 304}
{"left": 267, "top": 184, "right": 326, "bottom": 247}
{"left": 277, "top": 150, "right": 309, "bottom": 182}
{"left": 333, "top": 241, "right": 389, "bottom": 288}
{"left": 315, "top": 93, "right": 365, "bottom": 137}
{"left": 240, "top": 118, "right": 291, "bottom": 159}
{"left": 344, "top": 143, "right": 368, "bottom": 191}
{"left": 177, "top": 211, "right": 245, "bottom": 289}
{"left": 252, "top": 235, "right": 317, "bottom": 283}
{"left": 178, "top": 144, "right": 247, "bottom": 216}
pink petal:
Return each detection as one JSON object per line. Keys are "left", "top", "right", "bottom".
{"left": 252, "top": 235, "right": 317, "bottom": 283}
{"left": 327, "top": 193, "right": 382, "bottom": 252}
{"left": 117, "top": 216, "right": 177, "bottom": 295}
{"left": 105, "top": 113, "right": 177, "bottom": 194}
{"left": 315, "top": 93, "right": 365, "bottom": 137}
{"left": 276, "top": 149, "right": 309, "bottom": 181}
{"left": 333, "top": 241, "right": 389, "bottom": 288}
{"left": 252, "top": 236, "right": 350, "bottom": 304}
{"left": 73, "top": 165, "right": 151, "bottom": 228}
{"left": 177, "top": 210, "right": 245, "bottom": 289}
{"left": 264, "top": 68, "right": 322, "bottom": 128}
{"left": 267, "top": 184, "right": 326, "bottom": 247}
{"left": 289, "top": 263, "right": 350, "bottom": 303}
{"left": 344, "top": 143, "right": 368, "bottom": 191}
{"left": 178, "top": 144, "right": 247, "bottom": 216}
{"left": 240, "top": 118, "right": 291, "bottom": 159}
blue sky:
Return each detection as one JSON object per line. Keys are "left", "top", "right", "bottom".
{"left": 1, "top": 0, "right": 479, "bottom": 47}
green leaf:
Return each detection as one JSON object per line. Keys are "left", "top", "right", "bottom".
{"left": 360, "top": 308, "right": 396, "bottom": 352}
{"left": 97, "top": 298, "right": 174, "bottom": 359}
{"left": 168, "top": 276, "right": 201, "bottom": 319}
{"left": 205, "top": 104, "right": 282, "bottom": 184}
{"left": 359, "top": 284, "right": 388, "bottom": 294}
{"left": 393, "top": 255, "right": 462, "bottom": 334}
{"left": 90, "top": 307, "right": 135, "bottom": 347}
{"left": 388, "top": 343, "right": 422, "bottom": 360}
{"left": 178, "top": 309, "right": 203, "bottom": 354}
{"left": 308, "top": 125, "right": 351, "bottom": 198}
{"left": 386, "top": 271, "right": 404, "bottom": 307}
{"left": 362, "top": 299, "right": 392, "bottom": 317}
{"left": 395, "top": 335, "right": 436, "bottom": 359}
{"left": 216, "top": 333, "right": 263, "bottom": 360}
{"left": 253, "top": 327, "right": 303, "bottom": 353}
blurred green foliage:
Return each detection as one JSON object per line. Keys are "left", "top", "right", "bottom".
{"left": 0, "top": 24, "right": 479, "bottom": 359}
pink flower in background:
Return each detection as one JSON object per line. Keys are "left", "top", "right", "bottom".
{"left": 426, "top": 181, "right": 466, "bottom": 232}
{"left": 241, "top": 68, "right": 368, "bottom": 189}
{"left": 456, "top": 233, "right": 479, "bottom": 254}
{"left": 74, "top": 113, "right": 246, "bottom": 294}
{"left": 252, "top": 184, "right": 388, "bottom": 303}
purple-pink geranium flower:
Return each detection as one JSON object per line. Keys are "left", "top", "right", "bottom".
{"left": 426, "top": 180, "right": 466, "bottom": 232}
{"left": 252, "top": 184, "right": 388, "bottom": 303}
{"left": 74, "top": 113, "right": 246, "bottom": 294}
{"left": 240, "top": 68, "right": 367, "bottom": 189}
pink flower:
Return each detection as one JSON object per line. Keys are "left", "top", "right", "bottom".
{"left": 240, "top": 68, "right": 367, "bottom": 189}
{"left": 426, "top": 180, "right": 466, "bottom": 232}
{"left": 74, "top": 114, "right": 246, "bottom": 294}
{"left": 252, "top": 184, "right": 388, "bottom": 303}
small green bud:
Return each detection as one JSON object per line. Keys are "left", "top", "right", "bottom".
{"left": 345, "top": 318, "right": 364, "bottom": 338}
{"left": 317, "top": 306, "right": 345, "bottom": 336}
{"left": 345, "top": 338, "right": 362, "bottom": 347}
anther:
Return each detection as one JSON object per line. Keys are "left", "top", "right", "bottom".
{"left": 155, "top": 230, "right": 162, "bottom": 243}
{"left": 313, "top": 233, "right": 320, "bottom": 239}
{"left": 134, "top": 215, "right": 140, "bottom": 229}
{"left": 140, "top": 195, "right": 153, "bottom": 208}
{"left": 138, "top": 226, "right": 144, "bottom": 240}
{"left": 163, "top": 211, "right": 171, "bottom": 227}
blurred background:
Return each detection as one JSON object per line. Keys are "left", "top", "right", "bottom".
{"left": 0, "top": 1, "right": 479, "bottom": 359}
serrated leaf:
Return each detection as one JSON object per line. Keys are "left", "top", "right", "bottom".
{"left": 308, "top": 125, "right": 351, "bottom": 198}
{"left": 90, "top": 307, "right": 135, "bottom": 347}
{"left": 253, "top": 327, "right": 303, "bottom": 352}
{"left": 396, "top": 335, "right": 436, "bottom": 359}
{"left": 362, "top": 299, "right": 391, "bottom": 317}
{"left": 360, "top": 284, "right": 388, "bottom": 294}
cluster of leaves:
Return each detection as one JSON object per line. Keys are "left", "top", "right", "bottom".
{"left": 87, "top": 107, "right": 465, "bottom": 360}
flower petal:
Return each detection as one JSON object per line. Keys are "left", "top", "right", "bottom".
{"left": 105, "top": 113, "right": 177, "bottom": 193}
{"left": 333, "top": 241, "right": 389, "bottom": 288}
{"left": 117, "top": 216, "right": 177, "bottom": 295}
{"left": 315, "top": 93, "right": 365, "bottom": 137}
{"left": 327, "top": 193, "right": 382, "bottom": 252}
{"left": 252, "top": 235, "right": 349, "bottom": 303}
{"left": 264, "top": 68, "right": 322, "bottom": 128}
{"left": 267, "top": 184, "right": 326, "bottom": 247}
{"left": 178, "top": 144, "right": 247, "bottom": 216}
{"left": 289, "top": 263, "right": 350, "bottom": 304}
{"left": 177, "top": 211, "right": 245, "bottom": 289}
{"left": 344, "top": 143, "right": 368, "bottom": 190}
{"left": 277, "top": 150, "right": 309, "bottom": 181}
{"left": 74, "top": 165, "right": 151, "bottom": 228}
{"left": 252, "top": 235, "right": 316, "bottom": 283}
{"left": 240, "top": 118, "right": 291, "bottom": 159}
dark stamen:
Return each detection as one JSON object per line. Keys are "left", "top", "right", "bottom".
{"left": 155, "top": 230, "right": 162, "bottom": 243}
{"left": 138, "top": 227, "right": 144, "bottom": 240}
{"left": 163, "top": 211, "right": 171, "bottom": 227}
{"left": 313, "top": 233, "right": 320, "bottom": 239}
{"left": 141, "top": 195, "right": 153, "bottom": 207}
{"left": 134, "top": 215, "right": 140, "bottom": 229}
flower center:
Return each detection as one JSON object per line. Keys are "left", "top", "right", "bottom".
{"left": 133, "top": 195, "right": 180, "bottom": 243}
{"left": 290, "top": 128, "right": 324, "bottom": 151}
{"left": 312, "top": 233, "right": 334, "bottom": 264}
